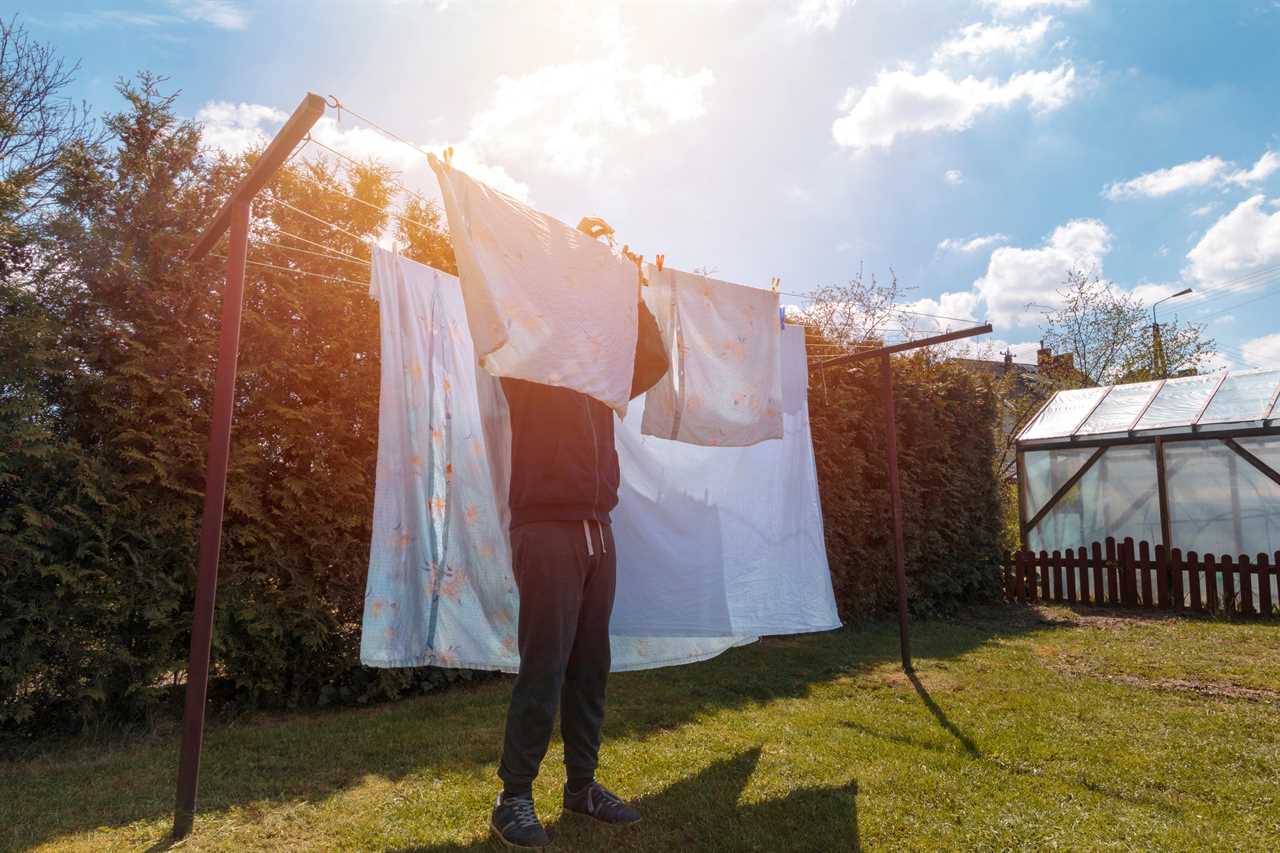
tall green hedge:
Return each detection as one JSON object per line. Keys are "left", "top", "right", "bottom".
{"left": 807, "top": 343, "right": 1004, "bottom": 619}
{"left": 0, "top": 79, "right": 466, "bottom": 738}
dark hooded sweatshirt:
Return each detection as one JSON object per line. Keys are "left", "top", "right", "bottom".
{"left": 500, "top": 299, "right": 668, "bottom": 529}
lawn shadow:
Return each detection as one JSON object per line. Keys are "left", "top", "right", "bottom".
{"left": 3, "top": 605, "right": 1051, "bottom": 850}
{"left": 907, "top": 670, "right": 980, "bottom": 758}
{"left": 394, "top": 748, "right": 860, "bottom": 853}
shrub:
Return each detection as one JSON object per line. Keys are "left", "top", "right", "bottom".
{"left": 808, "top": 347, "right": 1004, "bottom": 619}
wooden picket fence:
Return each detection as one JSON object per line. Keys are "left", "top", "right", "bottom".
{"left": 1004, "top": 537, "right": 1280, "bottom": 616}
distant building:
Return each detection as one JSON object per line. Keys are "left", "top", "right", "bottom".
{"left": 950, "top": 343, "right": 1083, "bottom": 440}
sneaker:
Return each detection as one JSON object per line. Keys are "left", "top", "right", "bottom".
{"left": 563, "top": 781, "right": 641, "bottom": 826}
{"left": 491, "top": 791, "right": 551, "bottom": 849}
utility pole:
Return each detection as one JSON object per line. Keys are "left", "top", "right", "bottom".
{"left": 1151, "top": 288, "right": 1192, "bottom": 379}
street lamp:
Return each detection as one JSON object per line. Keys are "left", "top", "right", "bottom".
{"left": 1151, "top": 287, "right": 1192, "bottom": 378}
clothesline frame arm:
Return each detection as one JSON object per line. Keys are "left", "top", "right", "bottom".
{"left": 174, "top": 92, "right": 327, "bottom": 841}
{"left": 814, "top": 323, "right": 994, "bottom": 370}
{"left": 189, "top": 93, "right": 327, "bottom": 263}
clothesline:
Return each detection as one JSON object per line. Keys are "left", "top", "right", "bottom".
{"left": 214, "top": 243, "right": 963, "bottom": 364}
{"left": 256, "top": 238, "right": 368, "bottom": 267}
{"left": 269, "top": 228, "right": 371, "bottom": 266}
{"left": 312, "top": 94, "right": 989, "bottom": 331}
{"left": 211, "top": 254, "right": 370, "bottom": 287}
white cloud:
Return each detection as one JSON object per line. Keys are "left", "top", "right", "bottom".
{"left": 1191, "top": 203, "right": 1219, "bottom": 217}
{"left": 983, "top": 0, "right": 1089, "bottom": 17}
{"left": 462, "top": 13, "right": 713, "bottom": 175}
{"left": 1105, "top": 149, "right": 1279, "bottom": 200}
{"left": 1242, "top": 333, "right": 1280, "bottom": 368}
{"left": 944, "top": 169, "right": 965, "bottom": 185}
{"left": 899, "top": 291, "right": 983, "bottom": 323}
{"left": 194, "top": 102, "right": 286, "bottom": 156}
{"left": 1102, "top": 155, "right": 1228, "bottom": 200}
{"left": 1225, "top": 150, "right": 1280, "bottom": 187}
{"left": 832, "top": 63, "right": 1077, "bottom": 151}
{"left": 938, "top": 233, "right": 1009, "bottom": 253}
{"left": 168, "top": 1, "right": 248, "bottom": 30}
{"left": 974, "top": 218, "right": 1111, "bottom": 325}
{"left": 1185, "top": 194, "right": 1280, "bottom": 287}
{"left": 933, "top": 16, "right": 1054, "bottom": 63}
{"left": 789, "top": 0, "right": 857, "bottom": 32}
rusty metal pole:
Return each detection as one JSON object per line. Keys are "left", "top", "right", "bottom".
{"left": 173, "top": 200, "right": 250, "bottom": 839}
{"left": 880, "top": 353, "right": 912, "bottom": 672}
{"left": 171, "top": 92, "right": 324, "bottom": 840}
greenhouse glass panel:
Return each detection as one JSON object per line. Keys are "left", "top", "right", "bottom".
{"left": 1133, "top": 372, "right": 1224, "bottom": 432}
{"left": 1075, "top": 380, "right": 1161, "bottom": 436}
{"left": 1197, "top": 369, "right": 1280, "bottom": 426}
{"left": 1020, "top": 386, "right": 1110, "bottom": 441}
{"left": 1165, "top": 439, "right": 1280, "bottom": 557}
{"left": 1027, "top": 445, "right": 1160, "bottom": 553}
{"left": 1022, "top": 447, "right": 1099, "bottom": 520}
{"left": 1239, "top": 436, "right": 1280, "bottom": 473}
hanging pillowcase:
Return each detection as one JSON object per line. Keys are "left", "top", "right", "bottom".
{"left": 641, "top": 265, "right": 783, "bottom": 447}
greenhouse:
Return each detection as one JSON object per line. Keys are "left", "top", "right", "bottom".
{"left": 1015, "top": 369, "right": 1280, "bottom": 558}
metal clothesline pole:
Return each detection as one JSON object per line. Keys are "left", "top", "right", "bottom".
{"left": 173, "top": 92, "right": 326, "bottom": 840}
{"left": 816, "top": 323, "right": 993, "bottom": 671}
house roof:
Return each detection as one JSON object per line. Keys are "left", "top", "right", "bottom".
{"left": 1016, "top": 369, "right": 1280, "bottom": 446}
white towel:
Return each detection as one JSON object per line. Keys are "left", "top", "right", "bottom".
{"left": 429, "top": 156, "right": 640, "bottom": 416}
{"left": 640, "top": 265, "right": 783, "bottom": 447}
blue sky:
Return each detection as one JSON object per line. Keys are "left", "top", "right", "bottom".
{"left": 19, "top": 0, "right": 1280, "bottom": 368}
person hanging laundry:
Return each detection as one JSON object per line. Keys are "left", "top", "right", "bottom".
{"left": 478, "top": 216, "right": 666, "bottom": 849}
{"left": 640, "top": 264, "right": 783, "bottom": 447}
{"left": 428, "top": 154, "right": 641, "bottom": 415}
{"left": 360, "top": 244, "right": 839, "bottom": 845}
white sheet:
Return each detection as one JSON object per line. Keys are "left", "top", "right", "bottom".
{"left": 361, "top": 251, "right": 839, "bottom": 673}
{"left": 429, "top": 157, "right": 640, "bottom": 416}
{"left": 640, "top": 265, "right": 784, "bottom": 447}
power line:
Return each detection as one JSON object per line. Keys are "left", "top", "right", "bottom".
{"left": 1184, "top": 263, "right": 1280, "bottom": 309}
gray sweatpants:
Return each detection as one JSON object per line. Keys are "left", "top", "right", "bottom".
{"left": 498, "top": 519, "right": 616, "bottom": 793}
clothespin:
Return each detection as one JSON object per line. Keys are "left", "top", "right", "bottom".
{"left": 770, "top": 276, "right": 781, "bottom": 293}
{"left": 443, "top": 146, "right": 454, "bottom": 169}
{"left": 656, "top": 254, "right": 665, "bottom": 272}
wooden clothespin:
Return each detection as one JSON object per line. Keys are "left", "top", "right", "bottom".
{"left": 770, "top": 276, "right": 781, "bottom": 293}
{"left": 443, "top": 146, "right": 454, "bottom": 168}
{"left": 656, "top": 254, "right": 665, "bottom": 272}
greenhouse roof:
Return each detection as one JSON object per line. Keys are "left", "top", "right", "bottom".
{"left": 1016, "top": 369, "right": 1280, "bottom": 446}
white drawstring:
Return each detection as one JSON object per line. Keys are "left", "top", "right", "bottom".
{"left": 581, "top": 519, "right": 608, "bottom": 556}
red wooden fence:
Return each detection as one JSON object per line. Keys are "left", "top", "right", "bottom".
{"left": 1003, "top": 537, "right": 1280, "bottom": 616}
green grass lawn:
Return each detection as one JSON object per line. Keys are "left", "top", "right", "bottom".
{"left": 4, "top": 605, "right": 1279, "bottom": 852}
